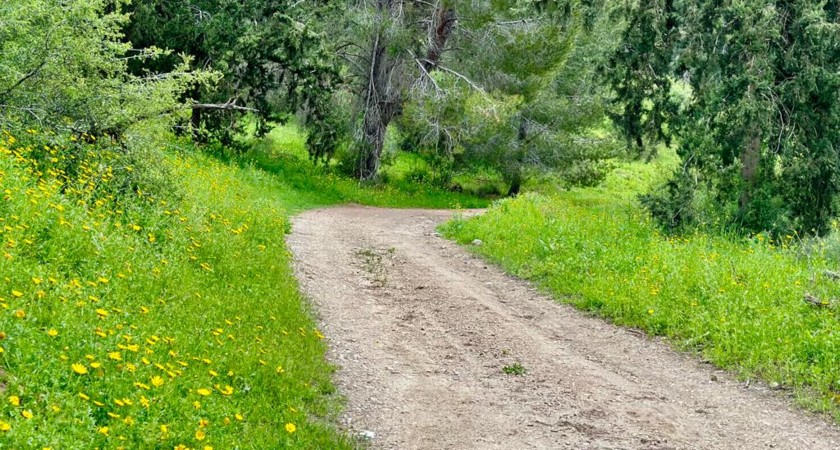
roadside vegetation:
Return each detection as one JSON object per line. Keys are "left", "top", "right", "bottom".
{"left": 0, "top": 124, "right": 479, "bottom": 448}
{"left": 442, "top": 150, "right": 840, "bottom": 420}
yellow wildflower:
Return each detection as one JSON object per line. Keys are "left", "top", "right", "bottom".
{"left": 196, "top": 388, "right": 211, "bottom": 396}
{"left": 11, "top": 290, "right": 23, "bottom": 298}
{"left": 21, "top": 410, "right": 33, "bottom": 419}
{"left": 98, "top": 426, "right": 109, "bottom": 435}
{"left": 71, "top": 363, "right": 88, "bottom": 375}
{"left": 13, "top": 310, "right": 25, "bottom": 319}
{"left": 285, "top": 423, "right": 296, "bottom": 433}
{"left": 47, "top": 329, "right": 58, "bottom": 337}
{"left": 151, "top": 376, "right": 164, "bottom": 387}
{"left": 0, "top": 421, "right": 10, "bottom": 432}
{"left": 8, "top": 395, "right": 20, "bottom": 406}
{"left": 108, "top": 351, "right": 122, "bottom": 361}
{"left": 195, "top": 429, "right": 206, "bottom": 441}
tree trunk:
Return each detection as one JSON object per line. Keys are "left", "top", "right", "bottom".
{"left": 358, "top": 104, "right": 392, "bottom": 180}
{"left": 190, "top": 107, "right": 203, "bottom": 142}
{"left": 738, "top": 128, "right": 761, "bottom": 212}
{"left": 422, "top": 7, "right": 457, "bottom": 72}
{"left": 355, "top": 2, "right": 457, "bottom": 180}
{"left": 507, "top": 117, "right": 527, "bottom": 196}
{"left": 507, "top": 168, "right": 522, "bottom": 196}
{"left": 356, "top": 31, "right": 397, "bottom": 181}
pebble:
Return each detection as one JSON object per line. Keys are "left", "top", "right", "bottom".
{"left": 359, "top": 430, "right": 376, "bottom": 440}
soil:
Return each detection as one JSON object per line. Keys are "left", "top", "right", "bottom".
{"left": 288, "top": 206, "right": 840, "bottom": 450}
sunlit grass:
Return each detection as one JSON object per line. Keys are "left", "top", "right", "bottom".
{"left": 0, "top": 131, "right": 359, "bottom": 448}
{"left": 233, "top": 126, "right": 489, "bottom": 212}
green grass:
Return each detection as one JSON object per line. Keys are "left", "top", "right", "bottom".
{"left": 230, "top": 124, "right": 488, "bottom": 212}
{"left": 0, "top": 125, "right": 481, "bottom": 448}
{"left": 441, "top": 150, "right": 840, "bottom": 421}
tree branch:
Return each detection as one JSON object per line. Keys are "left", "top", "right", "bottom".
{"left": 0, "top": 60, "right": 48, "bottom": 101}
{"left": 420, "top": 60, "right": 486, "bottom": 93}
{"left": 189, "top": 102, "right": 259, "bottom": 113}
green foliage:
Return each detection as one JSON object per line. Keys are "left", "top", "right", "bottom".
{"left": 396, "top": 0, "right": 621, "bottom": 194}
{"left": 124, "top": 0, "right": 342, "bottom": 158}
{"left": 0, "top": 0, "right": 208, "bottom": 139}
{"left": 0, "top": 132, "right": 357, "bottom": 448}
{"left": 502, "top": 362, "right": 527, "bottom": 376}
{"left": 610, "top": 0, "right": 840, "bottom": 236}
{"left": 442, "top": 160, "right": 840, "bottom": 422}
{"left": 235, "top": 125, "right": 490, "bottom": 211}
{"left": 602, "top": 0, "right": 677, "bottom": 156}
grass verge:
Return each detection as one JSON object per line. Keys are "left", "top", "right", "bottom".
{"left": 0, "top": 126, "right": 479, "bottom": 448}
{"left": 441, "top": 154, "right": 840, "bottom": 421}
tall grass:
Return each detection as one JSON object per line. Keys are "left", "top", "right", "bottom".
{"left": 0, "top": 131, "right": 365, "bottom": 447}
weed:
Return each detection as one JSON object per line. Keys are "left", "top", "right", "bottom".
{"left": 502, "top": 363, "right": 527, "bottom": 376}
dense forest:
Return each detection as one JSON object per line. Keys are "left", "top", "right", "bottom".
{"left": 1, "top": 0, "right": 840, "bottom": 447}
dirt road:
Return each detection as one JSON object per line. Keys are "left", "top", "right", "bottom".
{"left": 288, "top": 206, "right": 840, "bottom": 449}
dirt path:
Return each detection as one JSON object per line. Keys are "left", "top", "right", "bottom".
{"left": 288, "top": 206, "right": 840, "bottom": 450}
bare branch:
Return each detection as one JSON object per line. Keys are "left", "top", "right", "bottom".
{"left": 0, "top": 60, "right": 48, "bottom": 101}
{"left": 409, "top": 51, "right": 442, "bottom": 93}
{"left": 189, "top": 103, "right": 260, "bottom": 113}
{"left": 420, "top": 59, "right": 486, "bottom": 93}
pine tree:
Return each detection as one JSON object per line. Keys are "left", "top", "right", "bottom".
{"left": 611, "top": 0, "right": 840, "bottom": 235}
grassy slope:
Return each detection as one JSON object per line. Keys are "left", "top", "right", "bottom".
{"left": 0, "top": 127, "right": 482, "bottom": 448}
{"left": 441, "top": 150, "right": 840, "bottom": 420}
{"left": 235, "top": 125, "right": 488, "bottom": 212}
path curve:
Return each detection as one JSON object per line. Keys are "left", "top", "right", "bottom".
{"left": 288, "top": 206, "right": 840, "bottom": 449}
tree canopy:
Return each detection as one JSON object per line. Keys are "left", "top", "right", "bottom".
{"left": 609, "top": 0, "right": 840, "bottom": 236}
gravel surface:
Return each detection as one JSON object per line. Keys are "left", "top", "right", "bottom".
{"left": 288, "top": 205, "right": 840, "bottom": 450}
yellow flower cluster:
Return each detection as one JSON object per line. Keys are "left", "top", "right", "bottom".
{"left": 0, "top": 131, "right": 324, "bottom": 447}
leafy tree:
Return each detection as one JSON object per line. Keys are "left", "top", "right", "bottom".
{"left": 123, "top": 0, "right": 342, "bottom": 156}
{"left": 0, "top": 0, "right": 206, "bottom": 138}
{"left": 0, "top": 0, "right": 214, "bottom": 201}
{"left": 455, "top": 1, "right": 620, "bottom": 193}
{"left": 331, "top": 0, "right": 459, "bottom": 180}
{"left": 340, "top": 0, "right": 618, "bottom": 186}
{"left": 610, "top": 0, "right": 840, "bottom": 236}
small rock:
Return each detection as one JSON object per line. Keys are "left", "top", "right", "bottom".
{"left": 359, "top": 430, "right": 376, "bottom": 440}
{"left": 769, "top": 382, "right": 781, "bottom": 390}
{"left": 472, "top": 239, "right": 483, "bottom": 246}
